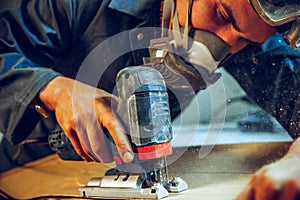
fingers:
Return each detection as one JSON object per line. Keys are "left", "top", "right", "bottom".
{"left": 250, "top": 169, "right": 279, "bottom": 200}
{"left": 237, "top": 163, "right": 300, "bottom": 200}
{"left": 48, "top": 78, "right": 133, "bottom": 163}
{"left": 278, "top": 181, "right": 298, "bottom": 200}
{"left": 64, "top": 116, "right": 114, "bottom": 163}
{"left": 59, "top": 97, "right": 133, "bottom": 163}
{"left": 237, "top": 176, "right": 277, "bottom": 200}
{"left": 96, "top": 99, "right": 134, "bottom": 163}
{"left": 63, "top": 128, "right": 94, "bottom": 162}
{"left": 84, "top": 119, "right": 114, "bottom": 163}
{"left": 236, "top": 184, "right": 254, "bottom": 200}
{"left": 104, "top": 119, "right": 134, "bottom": 163}
{"left": 238, "top": 179, "right": 300, "bottom": 200}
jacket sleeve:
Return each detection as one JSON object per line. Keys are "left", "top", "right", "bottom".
{"left": 0, "top": 58, "right": 61, "bottom": 144}
{"left": 223, "top": 33, "right": 300, "bottom": 139}
{"left": 0, "top": 0, "right": 104, "bottom": 144}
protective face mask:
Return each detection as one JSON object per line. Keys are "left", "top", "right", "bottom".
{"left": 172, "top": 29, "right": 231, "bottom": 74}
{"left": 144, "top": 28, "right": 231, "bottom": 92}
{"left": 144, "top": 0, "right": 231, "bottom": 91}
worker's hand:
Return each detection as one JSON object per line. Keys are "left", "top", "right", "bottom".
{"left": 39, "top": 76, "right": 134, "bottom": 163}
{"left": 237, "top": 139, "right": 300, "bottom": 200}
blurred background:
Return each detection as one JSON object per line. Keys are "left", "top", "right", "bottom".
{"left": 171, "top": 68, "right": 293, "bottom": 147}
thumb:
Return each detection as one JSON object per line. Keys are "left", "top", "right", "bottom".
{"left": 110, "top": 121, "right": 134, "bottom": 163}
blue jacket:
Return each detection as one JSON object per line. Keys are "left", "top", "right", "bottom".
{"left": 223, "top": 33, "right": 300, "bottom": 138}
{"left": 0, "top": 0, "right": 160, "bottom": 144}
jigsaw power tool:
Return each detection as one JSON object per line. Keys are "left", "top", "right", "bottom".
{"left": 48, "top": 66, "right": 188, "bottom": 199}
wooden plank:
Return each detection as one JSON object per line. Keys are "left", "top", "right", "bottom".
{"left": 0, "top": 142, "right": 291, "bottom": 199}
{"left": 0, "top": 155, "right": 112, "bottom": 199}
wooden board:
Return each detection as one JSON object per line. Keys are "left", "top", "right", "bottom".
{"left": 0, "top": 142, "right": 291, "bottom": 199}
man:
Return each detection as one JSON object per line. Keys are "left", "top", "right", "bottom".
{"left": 0, "top": 0, "right": 299, "bottom": 199}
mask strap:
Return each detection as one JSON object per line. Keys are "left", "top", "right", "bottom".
{"left": 161, "top": 0, "right": 174, "bottom": 37}
{"left": 173, "top": 0, "right": 193, "bottom": 49}
{"left": 161, "top": 0, "right": 193, "bottom": 49}
{"left": 283, "top": 20, "right": 300, "bottom": 50}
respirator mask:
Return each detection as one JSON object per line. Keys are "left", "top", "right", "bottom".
{"left": 144, "top": 0, "right": 231, "bottom": 92}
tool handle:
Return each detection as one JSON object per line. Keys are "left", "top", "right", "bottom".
{"left": 48, "top": 125, "right": 83, "bottom": 161}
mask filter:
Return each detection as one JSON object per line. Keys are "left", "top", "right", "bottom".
{"left": 175, "top": 29, "right": 231, "bottom": 73}
{"left": 144, "top": 0, "right": 231, "bottom": 91}
{"left": 144, "top": 28, "right": 230, "bottom": 91}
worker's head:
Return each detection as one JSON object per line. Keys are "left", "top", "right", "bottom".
{"left": 155, "top": 0, "right": 299, "bottom": 90}
{"left": 176, "top": 0, "right": 299, "bottom": 52}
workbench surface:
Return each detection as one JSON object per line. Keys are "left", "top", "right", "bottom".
{"left": 0, "top": 142, "right": 291, "bottom": 200}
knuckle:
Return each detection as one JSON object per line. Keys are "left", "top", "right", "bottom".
{"left": 104, "top": 120, "right": 116, "bottom": 131}
{"left": 74, "top": 148, "right": 91, "bottom": 161}
{"left": 91, "top": 143, "right": 103, "bottom": 154}
{"left": 90, "top": 143, "right": 112, "bottom": 162}
{"left": 75, "top": 148, "right": 85, "bottom": 157}
{"left": 97, "top": 99, "right": 113, "bottom": 114}
{"left": 91, "top": 140, "right": 108, "bottom": 153}
{"left": 115, "top": 140, "right": 128, "bottom": 151}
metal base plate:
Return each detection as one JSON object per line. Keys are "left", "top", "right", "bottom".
{"left": 78, "top": 174, "right": 188, "bottom": 199}
{"left": 79, "top": 184, "right": 169, "bottom": 199}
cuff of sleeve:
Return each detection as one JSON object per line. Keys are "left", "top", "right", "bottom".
{"left": 10, "top": 69, "right": 62, "bottom": 144}
{"left": 28, "top": 97, "right": 49, "bottom": 118}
